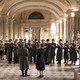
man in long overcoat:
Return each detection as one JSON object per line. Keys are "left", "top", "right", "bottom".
{"left": 13, "top": 40, "right": 19, "bottom": 63}
{"left": 18, "top": 43, "right": 29, "bottom": 77}
{"left": 56, "top": 39, "right": 63, "bottom": 64}
{"left": 69, "top": 40, "right": 77, "bottom": 65}
{"left": 44, "top": 39, "right": 51, "bottom": 65}
{"left": 50, "top": 39, "right": 56, "bottom": 64}
{"left": 63, "top": 41, "right": 69, "bottom": 64}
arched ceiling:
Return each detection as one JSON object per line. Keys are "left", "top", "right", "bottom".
{"left": 1, "top": 0, "right": 69, "bottom": 19}
{"left": 0, "top": 0, "right": 79, "bottom": 19}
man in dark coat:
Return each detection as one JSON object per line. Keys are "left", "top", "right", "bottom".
{"left": 50, "top": 39, "right": 56, "bottom": 64}
{"left": 18, "top": 43, "right": 29, "bottom": 77}
{"left": 13, "top": 39, "right": 19, "bottom": 63}
{"left": 27, "top": 40, "right": 33, "bottom": 63}
{"left": 0, "top": 40, "right": 4, "bottom": 60}
{"left": 44, "top": 39, "right": 51, "bottom": 65}
{"left": 69, "top": 40, "right": 77, "bottom": 65}
{"left": 7, "top": 39, "right": 13, "bottom": 63}
{"left": 32, "top": 40, "right": 39, "bottom": 63}
{"left": 41, "top": 39, "right": 45, "bottom": 46}
{"left": 36, "top": 44, "right": 45, "bottom": 77}
{"left": 56, "top": 39, "right": 63, "bottom": 64}
{"left": 63, "top": 41, "right": 69, "bottom": 64}
{"left": 4, "top": 40, "right": 8, "bottom": 58}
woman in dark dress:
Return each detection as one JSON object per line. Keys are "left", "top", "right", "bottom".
{"left": 36, "top": 44, "right": 45, "bottom": 78}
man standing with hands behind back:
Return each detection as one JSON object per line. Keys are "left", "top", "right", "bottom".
{"left": 18, "top": 43, "right": 30, "bottom": 77}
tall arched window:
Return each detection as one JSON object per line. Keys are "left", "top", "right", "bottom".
{"left": 28, "top": 12, "right": 44, "bottom": 19}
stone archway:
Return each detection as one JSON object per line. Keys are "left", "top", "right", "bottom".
{"left": 0, "top": 0, "right": 70, "bottom": 41}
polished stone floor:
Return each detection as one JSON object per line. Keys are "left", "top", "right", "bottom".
{"left": 0, "top": 59, "right": 80, "bottom": 80}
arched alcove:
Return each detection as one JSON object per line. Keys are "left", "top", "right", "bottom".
{"left": 28, "top": 12, "right": 44, "bottom": 19}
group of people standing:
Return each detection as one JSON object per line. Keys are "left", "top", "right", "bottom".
{"left": 0, "top": 38, "right": 79, "bottom": 77}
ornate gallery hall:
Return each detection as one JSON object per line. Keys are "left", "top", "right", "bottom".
{"left": 0, "top": 0, "right": 80, "bottom": 80}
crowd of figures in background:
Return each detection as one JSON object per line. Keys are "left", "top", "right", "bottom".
{"left": 0, "top": 38, "right": 79, "bottom": 65}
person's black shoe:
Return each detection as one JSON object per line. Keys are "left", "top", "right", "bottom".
{"left": 21, "top": 74, "right": 24, "bottom": 77}
{"left": 53, "top": 62, "right": 55, "bottom": 64}
{"left": 38, "top": 75, "right": 44, "bottom": 78}
{"left": 57, "top": 62, "right": 61, "bottom": 64}
{"left": 41, "top": 75, "right": 44, "bottom": 77}
{"left": 38, "top": 75, "right": 41, "bottom": 78}
{"left": 25, "top": 74, "right": 30, "bottom": 77}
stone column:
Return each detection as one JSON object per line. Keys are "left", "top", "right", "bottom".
{"left": 19, "top": 25, "right": 24, "bottom": 39}
{"left": 67, "top": 17, "right": 70, "bottom": 42}
{"left": 0, "top": 13, "right": 3, "bottom": 40}
{"left": 66, "top": 18, "right": 68, "bottom": 41}
{"left": 49, "top": 25, "right": 51, "bottom": 40}
{"left": 29, "top": 27, "right": 32, "bottom": 40}
{"left": 6, "top": 16, "right": 9, "bottom": 40}
{"left": 2, "top": 14, "right": 9, "bottom": 40}
{"left": 60, "top": 19, "right": 62, "bottom": 39}
{"left": 63, "top": 18, "right": 67, "bottom": 42}
{"left": 14, "top": 20, "right": 20, "bottom": 40}
{"left": 40, "top": 27, "right": 42, "bottom": 42}
{"left": 58, "top": 22, "right": 60, "bottom": 40}
{"left": 56, "top": 21, "right": 59, "bottom": 42}
{"left": 62, "top": 20, "right": 64, "bottom": 42}
{"left": 8, "top": 18, "right": 14, "bottom": 40}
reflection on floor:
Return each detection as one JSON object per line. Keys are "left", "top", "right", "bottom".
{"left": 0, "top": 59, "right": 80, "bottom": 80}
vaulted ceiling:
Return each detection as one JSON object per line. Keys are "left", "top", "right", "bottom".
{"left": 0, "top": 0, "right": 79, "bottom": 19}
